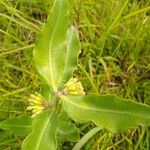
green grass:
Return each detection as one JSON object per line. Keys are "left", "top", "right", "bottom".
{"left": 0, "top": 0, "right": 150, "bottom": 149}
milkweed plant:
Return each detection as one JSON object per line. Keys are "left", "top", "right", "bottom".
{"left": 8, "top": 0, "right": 149, "bottom": 149}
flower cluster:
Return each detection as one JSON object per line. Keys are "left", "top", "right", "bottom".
{"left": 63, "top": 78, "right": 85, "bottom": 96}
{"left": 27, "top": 78, "right": 85, "bottom": 117}
{"left": 27, "top": 92, "right": 46, "bottom": 118}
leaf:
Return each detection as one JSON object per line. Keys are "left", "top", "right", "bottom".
{"left": 72, "top": 127, "right": 101, "bottom": 150}
{"left": 22, "top": 111, "right": 58, "bottom": 150}
{"left": 41, "top": 85, "right": 52, "bottom": 101}
{"left": 62, "top": 94, "right": 150, "bottom": 132}
{"left": 58, "top": 120, "right": 80, "bottom": 142}
{"left": 60, "top": 26, "right": 81, "bottom": 86}
{"left": 57, "top": 112, "right": 80, "bottom": 142}
{"left": 0, "top": 116, "right": 32, "bottom": 136}
{"left": 33, "top": 0, "right": 80, "bottom": 91}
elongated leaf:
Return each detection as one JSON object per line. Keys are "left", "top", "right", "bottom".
{"left": 60, "top": 26, "right": 81, "bottom": 86}
{"left": 0, "top": 116, "right": 32, "bottom": 136}
{"left": 33, "top": 0, "right": 80, "bottom": 91}
{"left": 62, "top": 94, "right": 150, "bottom": 132}
{"left": 72, "top": 127, "right": 101, "bottom": 150}
{"left": 22, "top": 111, "right": 58, "bottom": 150}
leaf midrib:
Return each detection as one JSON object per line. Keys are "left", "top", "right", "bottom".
{"left": 64, "top": 98, "right": 150, "bottom": 119}
{"left": 35, "top": 113, "right": 52, "bottom": 150}
{"left": 48, "top": 0, "right": 63, "bottom": 91}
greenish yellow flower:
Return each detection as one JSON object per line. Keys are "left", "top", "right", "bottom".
{"left": 27, "top": 92, "right": 46, "bottom": 118}
{"left": 63, "top": 78, "right": 85, "bottom": 96}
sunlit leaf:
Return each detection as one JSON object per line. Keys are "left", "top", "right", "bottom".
{"left": 60, "top": 26, "right": 81, "bottom": 87}
{"left": 22, "top": 111, "right": 58, "bottom": 150}
{"left": 62, "top": 94, "right": 150, "bottom": 132}
{"left": 33, "top": 0, "right": 80, "bottom": 91}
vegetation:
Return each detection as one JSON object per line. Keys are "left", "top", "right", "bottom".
{"left": 0, "top": 0, "right": 150, "bottom": 149}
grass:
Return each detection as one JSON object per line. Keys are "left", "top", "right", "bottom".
{"left": 0, "top": 0, "right": 150, "bottom": 149}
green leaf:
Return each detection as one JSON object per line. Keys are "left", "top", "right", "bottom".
{"left": 22, "top": 111, "right": 58, "bottom": 150}
{"left": 0, "top": 116, "right": 32, "bottom": 136}
{"left": 62, "top": 94, "right": 150, "bottom": 132}
{"left": 41, "top": 85, "right": 52, "bottom": 101}
{"left": 58, "top": 120, "right": 80, "bottom": 142}
{"left": 60, "top": 26, "right": 81, "bottom": 86}
{"left": 33, "top": 0, "right": 80, "bottom": 91}
{"left": 72, "top": 127, "right": 101, "bottom": 150}
{"left": 57, "top": 112, "right": 80, "bottom": 142}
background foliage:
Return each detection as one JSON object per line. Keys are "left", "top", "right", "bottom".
{"left": 0, "top": 0, "right": 150, "bottom": 149}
